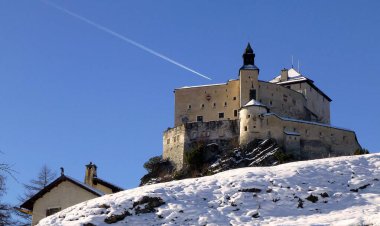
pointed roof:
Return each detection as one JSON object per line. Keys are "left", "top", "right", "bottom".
{"left": 20, "top": 174, "right": 105, "bottom": 211}
{"left": 245, "top": 42, "right": 254, "bottom": 54}
{"left": 241, "top": 42, "right": 259, "bottom": 70}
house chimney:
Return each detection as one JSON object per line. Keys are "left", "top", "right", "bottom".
{"left": 281, "top": 68, "right": 288, "bottom": 82}
{"left": 84, "top": 162, "right": 97, "bottom": 187}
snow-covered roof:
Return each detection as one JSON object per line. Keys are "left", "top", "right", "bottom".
{"left": 269, "top": 68, "right": 308, "bottom": 83}
{"left": 244, "top": 99, "right": 268, "bottom": 108}
{"left": 283, "top": 131, "right": 301, "bottom": 136}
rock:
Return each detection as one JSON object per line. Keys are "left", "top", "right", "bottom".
{"left": 238, "top": 188, "right": 262, "bottom": 193}
{"left": 133, "top": 196, "right": 165, "bottom": 214}
{"left": 104, "top": 211, "right": 131, "bottom": 224}
{"left": 306, "top": 194, "right": 318, "bottom": 203}
{"left": 320, "top": 192, "right": 329, "bottom": 198}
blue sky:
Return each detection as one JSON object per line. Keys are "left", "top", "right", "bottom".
{"left": 1, "top": 1, "right": 379, "bottom": 205}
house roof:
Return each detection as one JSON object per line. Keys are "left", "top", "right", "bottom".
{"left": 93, "top": 177, "right": 124, "bottom": 193}
{"left": 20, "top": 174, "right": 105, "bottom": 211}
{"left": 270, "top": 68, "right": 332, "bottom": 102}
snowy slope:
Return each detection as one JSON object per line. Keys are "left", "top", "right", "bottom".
{"left": 39, "top": 154, "right": 380, "bottom": 226}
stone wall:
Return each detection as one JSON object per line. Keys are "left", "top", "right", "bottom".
{"left": 174, "top": 80, "right": 240, "bottom": 126}
{"left": 258, "top": 81, "right": 309, "bottom": 121}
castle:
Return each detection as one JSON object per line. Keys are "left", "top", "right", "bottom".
{"left": 163, "top": 43, "right": 361, "bottom": 170}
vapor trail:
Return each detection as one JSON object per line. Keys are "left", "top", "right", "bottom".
{"left": 41, "top": 0, "right": 212, "bottom": 80}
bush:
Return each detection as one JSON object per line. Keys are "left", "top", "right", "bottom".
{"left": 143, "top": 156, "right": 163, "bottom": 173}
{"left": 184, "top": 148, "right": 204, "bottom": 169}
{"left": 354, "top": 148, "right": 369, "bottom": 155}
{"left": 140, "top": 156, "right": 174, "bottom": 186}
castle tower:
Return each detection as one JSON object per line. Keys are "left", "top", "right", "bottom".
{"left": 239, "top": 100, "right": 268, "bottom": 145}
{"left": 239, "top": 43, "right": 260, "bottom": 107}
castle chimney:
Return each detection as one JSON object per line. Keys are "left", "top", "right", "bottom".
{"left": 281, "top": 68, "right": 288, "bottom": 82}
{"left": 84, "top": 162, "right": 97, "bottom": 187}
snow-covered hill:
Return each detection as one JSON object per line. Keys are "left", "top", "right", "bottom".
{"left": 39, "top": 154, "right": 380, "bottom": 226}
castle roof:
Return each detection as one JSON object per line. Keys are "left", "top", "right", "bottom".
{"left": 270, "top": 68, "right": 332, "bottom": 102}
{"left": 269, "top": 68, "right": 309, "bottom": 83}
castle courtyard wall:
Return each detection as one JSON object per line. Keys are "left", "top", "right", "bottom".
{"left": 263, "top": 114, "right": 360, "bottom": 159}
{"left": 163, "top": 125, "right": 186, "bottom": 169}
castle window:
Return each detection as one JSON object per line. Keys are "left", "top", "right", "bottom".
{"left": 234, "top": 110, "right": 238, "bottom": 117}
{"left": 46, "top": 207, "right": 61, "bottom": 217}
{"left": 197, "top": 116, "right": 203, "bottom": 122}
{"left": 319, "top": 132, "right": 323, "bottom": 137}
{"left": 233, "top": 97, "right": 237, "bottom": 100}
{"left": 249, "top": 89, "right": 256, "bottom": 100}
{"left": 219, "top": 112, "right": 224, "bottom": 119}
{"left": 293, "top": 128, "right": 296, "bottom": 132}
{"left": 188, "top": 105, "right": 191, "bottom": 109}
{"left": 201, "top": 104, "right": 205, "bottom": 108}
{"left": 224, "top": 102, "right": 227, "bottom": 107}
{"left": 270, "top": 101, "right": 273, "bottom": 106}
{"left": 213, "top": 103, "right": 216, "bottom": 108}
{"left": 306, "top": 129, "right": 309, "bottom": 135}
{"left": 247, "top": 114, "right": 251, "bottom": 119}
{"left": 226, "top": 89, "right": 228, "bottom": 92}
{"left": 253, "top": 126, "right": 256, "bottom": 129}
{"left": 244, "top": 126, "right": 248, "bottom": 131}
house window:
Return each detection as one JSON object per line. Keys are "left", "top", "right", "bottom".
{"left": 234, "top": 110, "right": 238, "bottom": 117}
{"left": 197, "top": 116, "right": 203, "bottom": 122}
{"left": 219, "top": 112, "right": 224, "bottom": 118}
{"left": 46, "top": 207, "right": 61, "bottom": 217}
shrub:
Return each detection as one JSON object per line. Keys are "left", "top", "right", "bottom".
{"left": 354, "top": 148, "right": 369, "bottom": 155}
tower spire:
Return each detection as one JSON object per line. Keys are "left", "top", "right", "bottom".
{"left": 241, "top": 42, "right": 258, "bottom": 70}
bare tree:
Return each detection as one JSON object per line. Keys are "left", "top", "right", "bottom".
{"left": 17, "top": 165, "right": 57, "bottom": 225}
{"left": 0, "top": 163, "right": 17, "bottom": 225}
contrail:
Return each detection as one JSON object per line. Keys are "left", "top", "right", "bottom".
{"left": 40, "top": 0, "right": 212, "bottom": 80}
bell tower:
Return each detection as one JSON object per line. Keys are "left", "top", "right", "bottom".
{"left": 239, "top": 43, "right": 260, "bottom": 107}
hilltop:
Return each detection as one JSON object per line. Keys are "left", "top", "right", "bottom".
{"left": 38, "top": 154, "right": 380, "bottom": 226}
